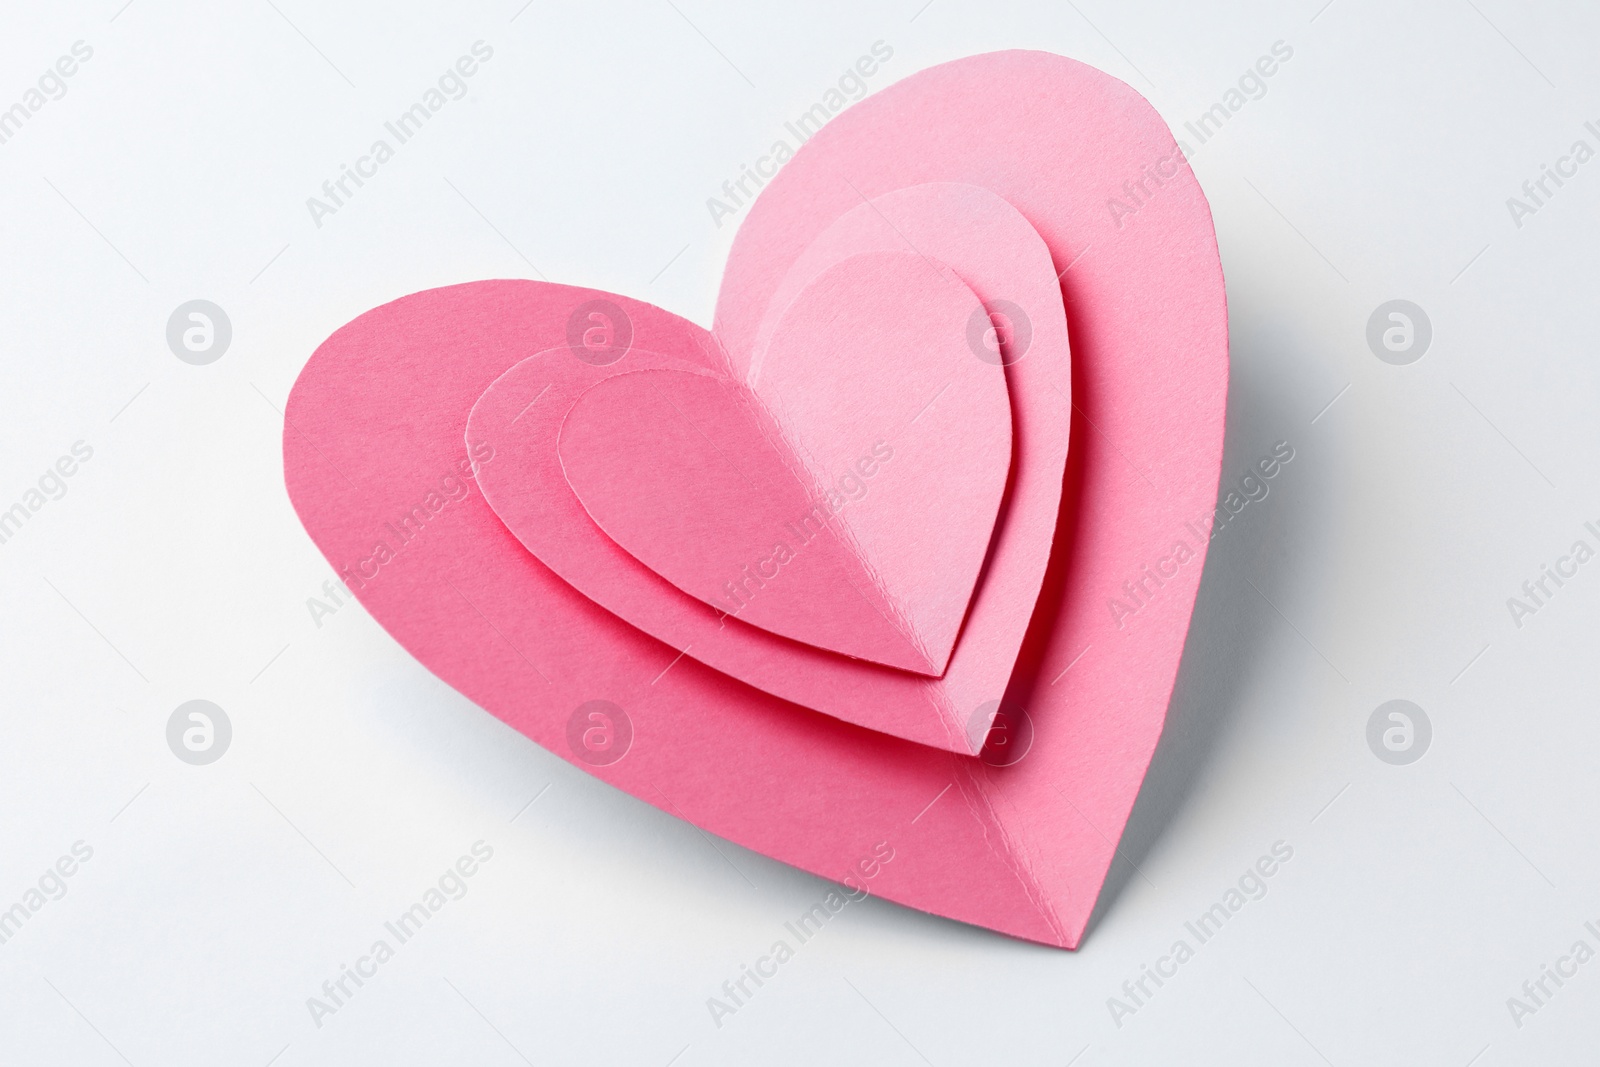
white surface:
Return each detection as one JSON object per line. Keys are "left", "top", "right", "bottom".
{"left": 2, "top": 1, "right": 1596, "bottom": 1064}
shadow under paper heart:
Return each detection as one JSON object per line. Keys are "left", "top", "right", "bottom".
{"left": 1079, "top": 343, "right": 1316, "bottom": 939}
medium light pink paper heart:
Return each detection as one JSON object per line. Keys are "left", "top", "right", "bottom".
{"left": 558, "top": 250, "right": 1010, "bottom": 675}
{"left": 283, "top": 51, "right": 1228, "bottom": 948}
{"left": 469, "top": 183, "right": 1068, "bottom": 752}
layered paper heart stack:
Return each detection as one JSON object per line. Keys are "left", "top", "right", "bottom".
{"left": 284, "top": 51, "right": 1228, "bottom": 948}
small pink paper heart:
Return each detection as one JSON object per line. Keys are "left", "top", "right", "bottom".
{"left": 467, "top": 182, "right": 1070, "bottom": 753}
{"left": 558, "top": 250, "right": 1011, "bottom": 675}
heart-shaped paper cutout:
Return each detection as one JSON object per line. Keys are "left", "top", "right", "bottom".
{"left": 558, "top": 250, "right": 1011, "bottom": 675}
{"left": 283, "top": 51, "right": 1228, "bottom": 947}
{"left": 468, "top": 182, "right": 1068, "bottom": 753}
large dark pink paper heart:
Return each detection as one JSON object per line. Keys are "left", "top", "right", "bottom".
{"left": 557, "top": 250, "right": 1011, "bottom": 675}
{"left": 283, "top": 51, "right": 1228, "bottom": 948}
{"left": 468, "top": 182, "right": 1069, "bottom": 753}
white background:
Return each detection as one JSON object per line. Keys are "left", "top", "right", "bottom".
{"left": 2, "top": 1, "right": 1597, "bottom": 1064}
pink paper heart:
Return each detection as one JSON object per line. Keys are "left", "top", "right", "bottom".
{"left": 557, "top": 250, "right": 1011, "bottom": 675}
{"left": 283, "top": 51, "right": 1228, "bottom": 947}
{"left": 468, "top": 182, "right": 1068, "bottom": 753}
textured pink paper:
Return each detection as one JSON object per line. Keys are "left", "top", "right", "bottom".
{"left": 283, "top": 51, "right": 1228, "bottom": 948}
{"left": 558, "top": 251, "right": 1010, "bottom": 674}
{"left": 469, "top": 183, "right": 1067, "bottom": 752}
